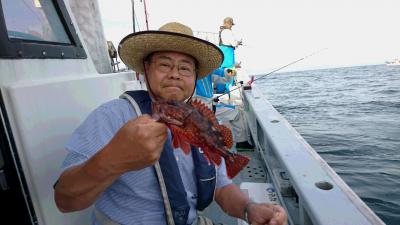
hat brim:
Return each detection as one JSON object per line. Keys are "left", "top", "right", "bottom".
{"left": 118, "top": 31, "right": 223, "bottom": 79}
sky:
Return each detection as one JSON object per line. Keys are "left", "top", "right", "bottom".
{"left": 98, "top": 0, "right": 400, "bottom": 74}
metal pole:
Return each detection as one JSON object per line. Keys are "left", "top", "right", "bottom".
{"left": 131, "top": 0, "right": 136, "bottom": 32}
{"left": 143, "top": 0, "right": 149, "bottom": 30}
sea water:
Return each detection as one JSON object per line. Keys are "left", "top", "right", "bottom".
{"left": 256, "top": 64, "right": 400, "bottom": 225}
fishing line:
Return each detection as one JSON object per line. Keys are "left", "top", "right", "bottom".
{"left": 212, "top": 48, "right": 328, "bottom": 102}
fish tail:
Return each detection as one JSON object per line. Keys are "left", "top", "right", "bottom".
{"left": 224, "top": 153, "right": 251, "bottom": 179}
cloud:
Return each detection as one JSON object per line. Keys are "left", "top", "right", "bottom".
{"left": 99, "top": 0, "right": 400, "bottom": 71}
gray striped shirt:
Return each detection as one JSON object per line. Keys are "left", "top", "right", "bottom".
{"left": 61, "top": 99, "right": 232, "bottom": 225}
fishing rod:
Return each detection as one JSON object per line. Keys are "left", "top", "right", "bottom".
{"left": 212, "top": 48, "right": 327, "bottom": 102}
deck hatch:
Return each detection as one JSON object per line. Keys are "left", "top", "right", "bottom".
{"left": 241, "top": 157, "right": 267, "bottom": 182}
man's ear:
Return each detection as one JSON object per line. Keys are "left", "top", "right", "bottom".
{"left": 143, "top": 61, "right": 150, "bottom": 73}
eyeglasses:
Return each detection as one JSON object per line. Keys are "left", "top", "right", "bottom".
{"left": 153, "top": 59, "right": 196, "bottom": 77}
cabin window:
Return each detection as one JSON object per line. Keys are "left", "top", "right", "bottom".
{"left": 0, "top": 0, "right": 86, "bottom": 59}
{"left": 2, "top": 0, "right": 71, "bottom": 44}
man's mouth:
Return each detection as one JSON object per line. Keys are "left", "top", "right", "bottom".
{"left": 164, "top": 85, "right": 182, "bottom": 91}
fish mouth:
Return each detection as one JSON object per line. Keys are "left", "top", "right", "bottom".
{"left": 158, "top": 113, "right": 183, "bottom": 126}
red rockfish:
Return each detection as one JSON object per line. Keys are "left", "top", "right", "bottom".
{"left": 152, "top": 99, "right": 250, "bottom": 179}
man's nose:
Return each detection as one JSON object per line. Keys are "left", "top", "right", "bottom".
{"left": 167, "top": 65, "right": 181, "bottom": 79}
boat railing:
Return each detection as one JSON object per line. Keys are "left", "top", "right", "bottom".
{"left": 193, "top": 31, "right": 219, "bottom": 46}
{"left": 242, "top": 84, "right": 385, "bottom": 225}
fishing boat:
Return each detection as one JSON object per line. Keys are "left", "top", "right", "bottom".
{"left": 0, "top": 0, "right": 385, "bottom": 225}
{"left": 385, "top": 59, "right": 400, "bottom": 66}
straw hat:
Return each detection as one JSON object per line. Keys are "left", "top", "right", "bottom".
{"left": 118, "top": 22, "right": 223, "bottom": 79}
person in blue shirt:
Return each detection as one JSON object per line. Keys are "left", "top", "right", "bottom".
{"left": 195, "top": 67, "right": 234, "bottom": 99}
{"left": 195, "top": 67, "right": 255, "bottom": 151}
{"left": 54, "top": 22, "right": 286, "bottom": 225}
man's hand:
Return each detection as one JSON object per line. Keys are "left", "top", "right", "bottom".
{"left": 54, "top": 115, "right": 167, "bottom": 212}
{"left": 101, "top": 114, "right": 168, "bottom": 174}
{"left": 247, "top": 203, "right": 287, "bottom": 225}
{"left": 235, "top": 61, "right": 242, "bottom": 69}
{"left": 215, "top": 184, "right": 287, "bottom": 225}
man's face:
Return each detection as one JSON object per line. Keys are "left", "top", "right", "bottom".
{"left": 144, "top": 51, "right": 197, "bottom": 101}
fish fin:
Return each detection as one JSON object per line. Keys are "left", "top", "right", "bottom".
{"left": 191, "top": 99, "right": 218, "bottom": 125}
{"left": 180, "top": 141, "right": 191, "bottom": 155}
{"left": 217, "top": 125, "right": 233, "bottom": 149}
{"left": 224, "top": 153, "right": 251, "bottom": 179}
{"left": 169, "top": 126, "right": 180, "bottom": 149}
{"left": 204, "top": 148, "right": 222, "bottom": 165}
{"left": 170, "top": 127, "right": 192, "bottom": 154}
{"left": 202, "top": 150, "right": 211, "bottom": 164}
{"left": 171, "top": 135, "right": 179, "bottom": 149}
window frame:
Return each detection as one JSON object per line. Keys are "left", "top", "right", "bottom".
{"left": 0, "top": 0, "right": 87, "bottom": 59}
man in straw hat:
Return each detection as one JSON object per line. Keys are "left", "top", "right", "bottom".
{"left": 54, "top": 22, "right": 286, "bottom": 225}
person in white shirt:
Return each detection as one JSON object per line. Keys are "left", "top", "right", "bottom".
{"left": 217, "top": 17, "right": 243, "bottom": 95}
{"left": 219, "top": 17, "right": 242, "bottom": 49}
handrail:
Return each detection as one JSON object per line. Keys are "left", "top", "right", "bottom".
{"left": 243, "top": 85, "right": 385, "bottom": 225}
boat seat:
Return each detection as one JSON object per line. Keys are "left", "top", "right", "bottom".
{"left": 238, "top": 182, "right": 278, "bottom": 225}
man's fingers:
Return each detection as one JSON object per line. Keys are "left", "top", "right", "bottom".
{"left": 136, "top": 114, "right": 157, "bottom": 122}
{"left": 154, "top": 128, "right": 168, "bottom": 142}
{"left": 251, "top": 204, "right": 286, "bottom": 225}
{"left": 152, "top": 113, "right": 161, "bottom": 121}
{"left": 140, "top": 115, "right": 168, "bottom": 130}
{"left": 146, "top": 124, "right": 167, "bottom": 139}
{"left": 269, "top": 205, "right": 287, "bottom": 225}
{"left": 259, "top": 204, "right": 275, "bottom": 218}
{"left": 249, "top": 204, "right": 274, "bottom": 225}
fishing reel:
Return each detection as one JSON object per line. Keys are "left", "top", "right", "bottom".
{"left": 225, "top": 68, "right": 237, "bottom": 76}
{"left": 212, "top": 97, "right": 219, "bottom": 114}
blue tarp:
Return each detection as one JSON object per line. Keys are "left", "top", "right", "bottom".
{"left": 216, "top": 45, "right": 236, "bottom": 94}
{"left": 196, "top": 68, "right": 226, "bottom": 98}
{"left": 219, "top": 45, "right": 235, "bottom": 68}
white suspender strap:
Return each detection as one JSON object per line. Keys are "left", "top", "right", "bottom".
{"left": 154, "top": 162, "right": 176, "bottom": 225}
{"left": 121, "top": 93, "right": 143, "bottom": 116}
{"left": 121, "top": 93, "right": 175, "bottom": 225}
